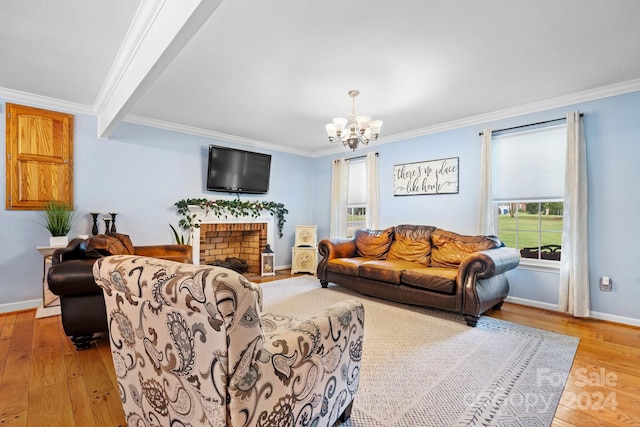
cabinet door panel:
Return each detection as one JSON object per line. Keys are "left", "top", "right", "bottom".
{"left": 6, "top": 103, "right": 73, "bottom": 210}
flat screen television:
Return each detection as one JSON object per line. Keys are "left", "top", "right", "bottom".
{"left": 206, "top": 145, "right": 272, "bottom": 194}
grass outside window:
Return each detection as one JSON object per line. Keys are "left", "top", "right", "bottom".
{"left": 497, "top": 202, "right": 563, "bottom": 261}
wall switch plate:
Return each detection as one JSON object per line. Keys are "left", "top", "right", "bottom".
{"left": 599, "top": 276, "right": 612, "bottom": 292}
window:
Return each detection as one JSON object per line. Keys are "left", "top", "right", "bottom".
{"left": 492, "top": 125, "right": 566, "bottom": 262}
{"left": 346, "top": 159, "right": 366, "bottom": 238}
{"left": 498, "top": 202, "right": 563, "bottom": 261}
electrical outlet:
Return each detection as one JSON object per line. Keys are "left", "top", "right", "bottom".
{"left": 599, "top": 276, "right": 612, "bottom": 292}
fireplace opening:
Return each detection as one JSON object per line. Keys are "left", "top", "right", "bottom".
{"left": 208, "top": 257, "right": 249, "bottom": 274}
{"left": 199, "top": 223, "right": 267, "bottom": 274}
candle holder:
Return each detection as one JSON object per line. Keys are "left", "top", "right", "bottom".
{"left": 103, "top": 217, "right": 111, "bottom": 234}
{"left": 90, "top": 212, "right": 100, "bottom": 235}
{"left": 110, "top": 212, "right": 118, "bottom": 233}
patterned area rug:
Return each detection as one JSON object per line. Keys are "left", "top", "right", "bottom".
{"left": 260, "top": 275, "right": 579, "bottom": 427}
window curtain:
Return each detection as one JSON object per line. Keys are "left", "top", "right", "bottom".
{"left": 330, "top": 158, "right": 348, "bottom": 238}
{"left": 478, "top": 128, "right": 496, "bottom": 235}
{"left": 559, "top": 111, "right": 589, "bottom": 317}
{"left": 365, "top": 152, "right": 380, "bottom": 230}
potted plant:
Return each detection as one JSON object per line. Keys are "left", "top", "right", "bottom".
{"left": 169, "top": 223, "right": 189, "bottom": 245}
{"left": 40, "top": 201, "right": 76, "bottom": 246}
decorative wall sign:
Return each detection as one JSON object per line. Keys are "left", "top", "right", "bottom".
{"left": 393, "top": 157, "right": 459, "bottom": 196}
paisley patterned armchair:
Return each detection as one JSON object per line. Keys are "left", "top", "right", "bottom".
{"left": 93, "top": 255, "right": 365, "bottom": 427}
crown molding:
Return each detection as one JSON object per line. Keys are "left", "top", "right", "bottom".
{"left": 374, "top": 78, "right": 640, "bottom": 147}
{"left": 128, "top": 78, "right": 640, "bottom": 158}
{"left": 3, "top": 78, "right": 640, "bottom": 159}
{"left": 123, "top": 114, "right": 311, "bottom": 157}
{"left": 0, "top": 87, "right": 95, "bottom": 115}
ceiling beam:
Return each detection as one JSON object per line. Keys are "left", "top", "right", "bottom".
{"left": 94, "top": 0, "right": 223, "bottom": 139}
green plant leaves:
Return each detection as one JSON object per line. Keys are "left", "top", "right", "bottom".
{"left": 40, "top": 201, "right": 76, "bottom": 236}
{"left": 174, "top": 198, "right": 288, "bottom": 238}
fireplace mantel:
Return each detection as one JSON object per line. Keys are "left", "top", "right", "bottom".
{"left": 189, "top": 207, "right": 275, "bottom": 266}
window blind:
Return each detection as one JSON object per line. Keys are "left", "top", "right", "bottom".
{"left": 347, "top": 159, "right": 367, "bottom": 205}
{"left": 492, "top": 125, "right": 566, "bottom": 201}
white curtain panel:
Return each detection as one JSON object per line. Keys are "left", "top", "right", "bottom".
{"left": 365, "top": 152, "right": 380, "bottom": 230}
{"left": 478, "top": 128, "right": 496, "bottom": 235}
{"left": 330, "top": 158, "right": 348, "bottom": 238}
{"left": 559, "top": 111, "right": 590, "bottom": 317}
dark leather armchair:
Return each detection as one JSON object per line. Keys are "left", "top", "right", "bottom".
{"left": 48, "top": 233, "right": 192, "bottom": 349}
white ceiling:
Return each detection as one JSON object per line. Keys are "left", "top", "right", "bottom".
{"left": 2, "top": 0, "right": 640, "bottom": 157}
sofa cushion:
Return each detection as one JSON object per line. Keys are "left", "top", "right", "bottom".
{"left": 431, "top": 228, "right": 501, "bottom": 268}
{"left": 327, "top": 257, "right": 370, "bottom": 276}
{"left": 86, "top": 233, "right": 135, "bottom": 258}
{"left": 387, "top": 224, "right": 436, "bottom": 266}
{"left": 401, "top": 267, "right": 457, "bottom": 294}
{"left": 354, "top": 228, "right": 394, "bottom": 259}
{"left": 358, "top": 260, "right": 424, "bottom": 284}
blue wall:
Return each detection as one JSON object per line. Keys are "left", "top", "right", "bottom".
{"left": 312, "top": 91, "right": 640, "bottom": 325}
{"left": 2, "top": 90, "right": 639, "bottom": 325}
{"left": 0, "top": 103, "right": 313, "bottom": 310}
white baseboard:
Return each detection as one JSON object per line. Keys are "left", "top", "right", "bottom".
{"left": 0, "top": 299, "right": 41, "bottom": 314}
{"left": 589, "top": 311, "right": 640, "bottom": 327}
{"left": 504, "top": 296, "right": 640, "bottom": 327}
{"left": 505, "top": 296, "right": 559, "bottom": 311}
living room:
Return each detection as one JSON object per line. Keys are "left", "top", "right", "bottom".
{"left": 4, "top": 86, "right": 638, "bottom": 324}
{"left": 1, "top": 1, "right": 640, "bottom": 426}
{"left": 0, "top": 1, "right": 638, "bottom": 327}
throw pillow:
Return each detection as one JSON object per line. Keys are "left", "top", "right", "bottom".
{"left": 387, "top": 225, "right": 436, "bottom": 266}
{"left": 431, "top": 228, "right": 502, "bottom": 268}
{"left": 86, "top": 233, "right": 135, "bottom": 258}
{"left": 354, "top": 227, "right": 394, "bottom": 259}
{"left": 108, "top": 232, "right": 135, "bottom": 254}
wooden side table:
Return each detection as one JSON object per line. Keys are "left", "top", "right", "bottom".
{"left": 36, "top": 245, "right": 65, "bottom": 308}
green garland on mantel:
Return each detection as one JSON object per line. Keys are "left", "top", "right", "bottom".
{"left": 175, "top": 198, "right": 289, "bottom": 238}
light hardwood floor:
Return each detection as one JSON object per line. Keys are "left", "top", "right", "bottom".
{"left": 1, "top": 271, "right": 639, "bottom": 426}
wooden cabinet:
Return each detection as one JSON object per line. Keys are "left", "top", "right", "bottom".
{"left": 6, "top": 103, "right": 74, "bottom": 210}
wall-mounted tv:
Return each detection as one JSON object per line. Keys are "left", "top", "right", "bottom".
{"left": 206, "top": 145, "right": 272, "bottom": 194}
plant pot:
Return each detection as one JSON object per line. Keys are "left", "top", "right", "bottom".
{"left": 49, "top": 235, "right": 69, "bottom": 247}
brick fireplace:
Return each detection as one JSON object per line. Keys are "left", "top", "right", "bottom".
{"left": 199, "top": 223, "right": 267, "bottom": 274}
{"left": 189, "top": 209, "right": 276, "bottom": 272}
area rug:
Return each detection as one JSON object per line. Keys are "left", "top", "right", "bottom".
{"left": 260, "top": 275, "right": 579, "bottom": 427}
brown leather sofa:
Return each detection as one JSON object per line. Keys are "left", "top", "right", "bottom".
{"left": 317, "top": 225, "right": 520, "bottom": 326}
{"left": 48, "top": 233, "right": 192, "bottom": 349}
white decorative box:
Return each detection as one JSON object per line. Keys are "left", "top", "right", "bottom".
{"left": 294, "top": 225, "right": 317, "bottom": 247}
